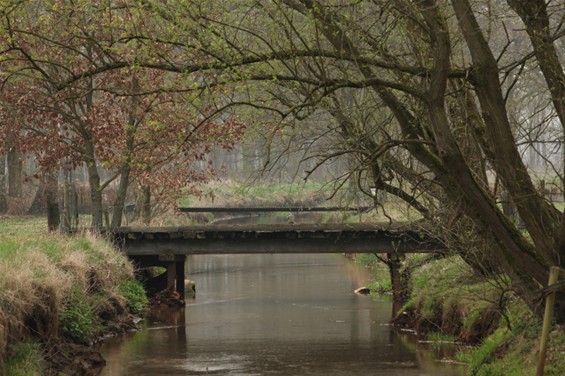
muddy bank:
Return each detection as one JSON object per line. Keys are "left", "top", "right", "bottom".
{"left": 391, "top": 299, "right": 501, "bottom": 344}
{"left": 367, "top": 254, "right": 565, "bottom": 375}
{"left": 43, "top": 310, "right": 140, "bottom": 376}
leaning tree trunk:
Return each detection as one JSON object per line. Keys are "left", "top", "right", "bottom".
{"left": 506, "top": 0, "right": 565, "bottom": 323}
{"left": 449, "top": 0, "right": 559, "bottom": 319}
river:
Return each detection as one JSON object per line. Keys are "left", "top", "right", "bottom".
{"left": 100, "top": 254, "right": 464, "bottom": 375}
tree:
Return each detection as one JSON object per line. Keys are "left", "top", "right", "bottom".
{"left": 122, "top": 0, "right": 562, "bottom": 320}
{"left": 0, "top": 0, "right": 244, "bottom": 229}
{"left": 2, "top": 0, "right": 563, "bottom": 321}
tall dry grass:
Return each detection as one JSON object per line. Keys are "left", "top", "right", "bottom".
{"left": 0, "top": 233, "right": 134, "bottom": 369}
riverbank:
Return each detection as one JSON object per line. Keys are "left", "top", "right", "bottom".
{"left": 357, "top": 254, "right": 565, "bottom": 375}
{"left": 0, "top": 232, "right": 148, "bottom": 375}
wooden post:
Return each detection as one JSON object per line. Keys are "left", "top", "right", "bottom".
{"left": 536, "top": 266, "right": 560, "bottom": 376}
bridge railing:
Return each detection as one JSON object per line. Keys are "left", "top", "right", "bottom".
{"left": 178, "top": 206, "right": 372, "bottom": 213}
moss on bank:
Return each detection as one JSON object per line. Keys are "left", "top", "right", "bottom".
{"left": 357, "top": 254, "right": 565, "bottom": 375}
{"left": 0, "top": 233, "right": 148, "bottom": 375}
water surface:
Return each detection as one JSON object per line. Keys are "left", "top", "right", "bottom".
{"left": 100, "top": 254, "right": 464, "bottom": 375}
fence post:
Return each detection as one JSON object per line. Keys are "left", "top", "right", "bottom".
{"left": 536, "top": 266, "right": 560, "bottom": 376}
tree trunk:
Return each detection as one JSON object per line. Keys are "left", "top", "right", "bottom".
{"left": 7, "top": 148, "right": 22, "bottom": 199}
{"left": 45, "top": 169, "right": 60, "bottom": 232}
{"left": 435, "top": 0, "right": 553, "bottom": 317}
{"left": 111, "top": 73, "right": 139, "bottom": 230}
{"left": 452, "top": 0, "right": 559, "bottom": 263}
{"left": 85, "top": 141, "right": 103, "bottom": 230}
{"left": 141, "top": 185, "right": 151, "bottom": 226}
{"left": 111, "top": 164, "right": 131, "bottom": 229}
{"left": 506, "top": 0, "right": 565, "bottom": 324}
{"left": 0, "top": 154, "right": 7, "bottom": 214}
{"left": 387, "top": 254, "right": 408, "bottom": 304}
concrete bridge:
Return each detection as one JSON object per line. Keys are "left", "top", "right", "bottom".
{"left": 113, "top": 222, "right": 444, "bottom": 297}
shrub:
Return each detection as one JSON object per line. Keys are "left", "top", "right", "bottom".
{"left": 119, "top": 280, "right": 148, "bottom": 315}
{"left": 59, "top": 289, "right": 94, "bottom": 344}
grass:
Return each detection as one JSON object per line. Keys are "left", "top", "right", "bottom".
{"left": 351, "top": 250, "right": 565, "bottom": 375}
{"left": 0, "top": 232, "right": 146, "bottom": 374}
{"left": 0, "top": 180, "right": 424, "bottom": 229}
{"left": 171, "top": 179, "right": 424, "bottom": 226}
{"left": 177, "top": 180, "right": 334, "bottom": 208}
{"left": 380, "top": 254, "right": 565, "bottom": 376}
{"left": 451, "top": 301, "right": 565, "bottom": 376}
{"left": 4, "top": 341, "right": 44, "bottom": 376}
{"left": 0, "top": 216, "right": 49, "bottom": 236}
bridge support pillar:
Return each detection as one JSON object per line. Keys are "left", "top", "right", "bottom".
{"left": 160, "top": 254, "right": 186, "bottom": 297}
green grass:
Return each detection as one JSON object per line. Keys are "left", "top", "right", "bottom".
{"left": 389, "top": 253, "right": 565, "bottom": 376}
{"left": 4, "top": 342, "right": 44, "bottom": 376}
{"left": 177, "top": 180, "right": 330, "bottom": 207}
{"left": 456, "top": 328, "right": 512, "bottom": 373}
{"left": 0, "top": 216, "right": 48, "bottom": 236}
{"left": 173, "top": 180, "right": 424, "bottom": 227}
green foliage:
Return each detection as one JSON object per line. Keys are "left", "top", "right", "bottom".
{"left": 353, "top": 254, "right": 393, "bottom": 294}
{"left": 60, "top": 288, "right": 94, "bottom": 343}
{"left": 119, "top": 280, "right": 148, "bottom": 315}
{"left": 368, "top": 278, "right": 392, "bottom": 294}
{"left": 462, "top": 302, "right": 492, "bottom": 330}
{"left": 4, "top": 342, "right": 44, "bottom": 376}
{"left": 354, "top": 253, "right": 380, "bottom": 267}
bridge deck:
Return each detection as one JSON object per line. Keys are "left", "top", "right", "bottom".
{"left": 115, "top": 222, "right": 443, "bottom": 256}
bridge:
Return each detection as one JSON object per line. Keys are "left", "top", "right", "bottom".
{"left": 113, "top": 221, "right": 444, "bottom": 298}
{"left": 115, "top": 223, "right": 439, "bottom": 255}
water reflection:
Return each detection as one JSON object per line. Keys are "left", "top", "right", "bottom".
{"left": 100, "top": 254, "right": 464, "bottom": 375}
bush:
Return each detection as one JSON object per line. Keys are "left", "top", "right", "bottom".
{"left": 59, "top": 289, "right": 94, "bottom": 344}
{"left": 119, "top": 280, "right": 148, "bottom": 315}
